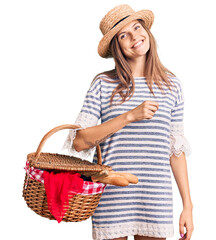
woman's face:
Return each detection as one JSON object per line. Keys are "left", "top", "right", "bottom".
{"left": 116, "top": 20, "right": 150, "bottom": 60}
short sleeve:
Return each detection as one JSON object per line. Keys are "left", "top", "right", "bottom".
{"left": 62, "top": 77, "right": 102, "bottom": 160}
{"left": 169, "top": 79, "right": 192, "bottom": 158}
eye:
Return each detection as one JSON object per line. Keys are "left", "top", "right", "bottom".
{"left": 120, "top": 34, "right": 127, "bottom": 40}
{"left": 134, "top": 25, "right": 140, "bottom": 30}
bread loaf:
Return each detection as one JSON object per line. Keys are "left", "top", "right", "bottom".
{"left": 110, "top": 171, "right": 138, "bottom": 184}
{"left": 92, "top": 172, "right": 129, "bottom": 186}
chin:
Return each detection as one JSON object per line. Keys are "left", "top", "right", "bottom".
{"left": 124, "top": 48, "right": 149, "bottom": 59}
{"left": 133, "top": 50, "right": 149, "bottom": 58}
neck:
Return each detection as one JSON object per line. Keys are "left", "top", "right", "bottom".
{"left": 126, "top": 55, "right": 146, "bottom": 78}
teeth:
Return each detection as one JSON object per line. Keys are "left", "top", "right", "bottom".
{"left": 133, "top": 40, "right": 143, "bottom": 48}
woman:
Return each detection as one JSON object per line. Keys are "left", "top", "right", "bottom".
{"left": 64, "top": 4, "right": 194, "bottom": 240}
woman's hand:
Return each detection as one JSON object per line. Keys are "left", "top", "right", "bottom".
{"left": 178, "top": 207, "right": 194, "bottom": 240}
{"left": 126, "top": 100, "right": 159, "bottom": 122}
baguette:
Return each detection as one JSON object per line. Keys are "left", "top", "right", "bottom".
{"left": 92, "top": 172, "right": 129, "bottom": 186}
{"left": 110, "top": 171, "right": 138, "bottom": 184}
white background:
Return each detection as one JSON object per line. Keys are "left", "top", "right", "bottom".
{"left": 1, "top": 0, "right": 215, "bottom": 239}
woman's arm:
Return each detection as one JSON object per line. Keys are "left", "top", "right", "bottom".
{"left": 170, "top": 152, "right": 194, "bottom": 239}
{"left": 73, "top": 100, "right": 159, "bottom": 152}
{"left": 73, "top": 111, "right": 133, "bottom": 152}
{"left": 170, "top": 152, "right": 193, "bottom": 209}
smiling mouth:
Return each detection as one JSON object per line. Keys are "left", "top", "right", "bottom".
{"left": 132, "top": 40, "right": 144, "bottom": 48}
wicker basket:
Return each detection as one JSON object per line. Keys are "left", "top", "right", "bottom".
{"left": 23, "top": 124, "right": 112, "bottom": 222}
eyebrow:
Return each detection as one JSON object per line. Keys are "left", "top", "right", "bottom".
{"left": 118, "top": 22, "right": 139, "bottom": 37}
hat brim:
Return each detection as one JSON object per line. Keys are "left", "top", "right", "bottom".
{"left": 98, "top": 9, "right": 154, "bottom": 58}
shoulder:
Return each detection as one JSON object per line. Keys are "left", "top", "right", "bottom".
{"left": 164, "top": 73, "right": 185, "bottom": 103}
{"left": 95, "top": 73, "right": 116, "bottom": 82}
{"left": 167, "top": 75, "right": 185, "bottom": 103}
{"left": 88, "top": 73, "right": 113, "bottom": 94}
{"left": 166, "top": 73, "right": 183, "bottom": 91}
{"left": 91, "top": 73, "right": 117, "bottom": 87}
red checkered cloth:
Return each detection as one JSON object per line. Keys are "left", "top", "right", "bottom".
{"left": 24, "top": 160, "right": 106, "bottom": 195}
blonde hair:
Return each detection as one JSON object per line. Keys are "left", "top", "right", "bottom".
{"left": 92, "top": 19, "right": 176, "bottom": 106}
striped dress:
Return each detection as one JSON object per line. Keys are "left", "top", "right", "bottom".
{"left": 63, "top": 74, "right": 191, "bottom": 240}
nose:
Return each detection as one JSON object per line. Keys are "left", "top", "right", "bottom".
{"left": 131, "top": 32, "right": 138, "bottom": 40}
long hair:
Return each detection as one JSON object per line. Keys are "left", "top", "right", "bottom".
{"left": 92, "top": 19, "right": 176, "bottom": 107}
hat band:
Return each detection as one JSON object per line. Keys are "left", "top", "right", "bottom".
{"left": 111, "top": 15, "right": 130, "bottom": 29}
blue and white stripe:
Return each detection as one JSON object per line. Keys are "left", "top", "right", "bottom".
{"left": 70, "top": 74, "right": 190, "bottom": 240}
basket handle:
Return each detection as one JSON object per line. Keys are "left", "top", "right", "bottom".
{"left": 34, "top": 124, "right": 102, "bottom": 165}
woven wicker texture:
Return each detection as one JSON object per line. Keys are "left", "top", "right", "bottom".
{"left": 23, "top": 176, "right": 102, "bottom": 222}
{"left": 29, "top": 124, "right": 112, "bottom": 175}
{"left": 28, "top": 152, "right": 111, "bottom": 176}
{"left": 23, "top": 124, "right": 111, "bottom": 222}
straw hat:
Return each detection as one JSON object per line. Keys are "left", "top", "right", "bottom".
{"left": 98, "top": 4, "right": 154, "bottom": 58}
